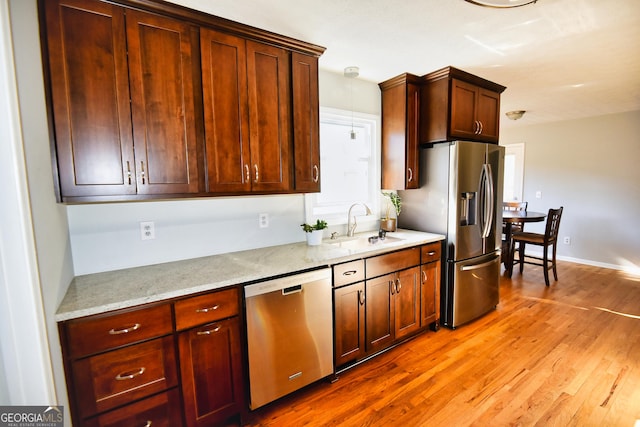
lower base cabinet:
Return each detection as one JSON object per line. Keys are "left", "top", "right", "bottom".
{"left": 60, "top": 287, "right": 244, "bottom": 427}
{"left": 334, "top": 242, "right": 442, "bottom": 371}
{"left": 179, "top": 317, "right": 244, "bottom": 427}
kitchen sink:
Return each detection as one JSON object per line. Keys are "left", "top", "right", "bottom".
{"left": 327, "top": 234, "right": 404, "bottom": 250}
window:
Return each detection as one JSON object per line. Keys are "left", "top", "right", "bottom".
{"left": 304, "top": 107, "right": 380, "bottom": 227}
{"left": 503, "top": 143, "right": 525, "bottom": 201}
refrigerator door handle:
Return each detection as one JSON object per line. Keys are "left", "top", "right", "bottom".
{"left": 479, "top": 164, "right": 494, "bottom": 239}
{"left": 460, "top": 253, "right": 500, "bottom": 271}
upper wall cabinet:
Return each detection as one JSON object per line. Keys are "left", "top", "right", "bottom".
{"left": 291, "top": 53, "right": 321, "bottom": 193}
{"left": 201, "top": 29, "right": 291, "bottom": 194}
{"left": 420, "top": 66, "right": 506, "bottom": 144}
{"left": 42, "top": 0, "right": 200, "bottom": 200}
{"left": 39, "top": 0, "right": 325, "bottom": 202}
{"left": 379, "top": 73, "right": 422, "bottom": 190}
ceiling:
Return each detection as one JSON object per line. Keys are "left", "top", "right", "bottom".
{"left": 170, "top": 0, "right": 640, "bottom": 127}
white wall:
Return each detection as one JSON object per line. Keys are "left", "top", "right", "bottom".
{"left": 1, "top": 0, "right": 61, "bottom": 408}
{"left": 500, "top": 110, "right": 640, "bottom": 271}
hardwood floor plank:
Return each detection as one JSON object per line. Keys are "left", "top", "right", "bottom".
{"left": 242, "top": 262, "right": 640, "bottom": 426}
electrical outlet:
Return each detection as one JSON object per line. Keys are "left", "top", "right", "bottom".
{"left": 563, "top": 236, "right": 571, "bottom": 245}
{"left": 140, "top": 221, "right": 155, "bottom": 240}
{"left": 259, "top": 213, "right": 269, "bottom": 228}
{"left": 535, "top": 190, "right": 542, "bottom": 199}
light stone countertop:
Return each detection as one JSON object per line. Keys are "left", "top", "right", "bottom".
{"left": 55, "top": 229, "right": 444, "bottom": 321}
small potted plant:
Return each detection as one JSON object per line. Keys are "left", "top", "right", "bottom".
{"left": 381, "top": 192, "right": 401, "bottom": 232}
{"left": 301, "top": 219, "right": 328, "bottom": 246}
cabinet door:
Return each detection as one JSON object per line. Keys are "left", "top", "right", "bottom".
{"left": 365, "top": 274, "right": 394, "bottom": 353}
{"left": 334, "top": 282, "right": 366, "bottom": 367}
{"left": 450, "top": 78, "right": 479, "bottom": 140}
{"left": 200, "top": 28, "right": 251, "bottom": 193}
{"left": 394, "top": 267, "right": 421, "bottom": 340}
{"left": 476, "top": 88, "right": 501, "bottom": 142}
{"left": 126, "top": 10, "right": 199, "bottom": 194}
{"left": 292, "top": 52, "right": 320, "bottom": 192}
{"left": 421, "top": 261, "right": 440, "bottom": 327}
{"left": 43, "top": 0, "right": 135, "bottom": 198}
{"left": 246, "top": 40, "right": 292, "bottom": 192}
{"left": 405, "top": 83, "right": 420, "bottom": 189}
{"left": 179, "top": 317, "right": 243, "bottom": 427}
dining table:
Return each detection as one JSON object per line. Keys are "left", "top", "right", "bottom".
{"left": 501, "top": 210, "right": 547, "bottom": 274}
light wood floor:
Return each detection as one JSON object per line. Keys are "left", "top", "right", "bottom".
{"left": 244, "top": 262, "right": 640, "bottom": 426}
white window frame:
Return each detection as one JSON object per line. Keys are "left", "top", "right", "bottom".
{"left": 304, "top": 107, "right": 381, "bottom": 228}
{"left": 503, "top": 143, "right": 525, "bottom": 202}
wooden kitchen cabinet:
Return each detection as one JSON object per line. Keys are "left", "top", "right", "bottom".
{"left": 334, "top": 281, "right": 366, "bottom": 367}
{"left": 421, "top": 66, "right": 506, "bottom": 144}
{"left": 365, "top": 247, "right": 421, "bottom": 354}
{"left": 176, "top": 288, "right": 244, "bottom": 427}
{"left": 379, "top": 73, "right": 422, "bottom": 190}
{"left": 60, "top": 286, "right": 245, "bottom": 427}
{"left": 41, "top": 0, "right": 199, "bottom": 201}
{"left": 292, "top": 52, "right": 321, "bottom": 192}
{"left": 59, "top": 302, "right": 179, "bottom": 426}
{"left": 40, "top": 0, "right": 325, "bottom": 202}
{"left": 333, "top": 260, "right": 366, "bottom": 367}
{"left": 420, "top": 242, "right": 442, "bottom": 330}
{"left": 201, "top": 28, "right": 291, "bottom": 194}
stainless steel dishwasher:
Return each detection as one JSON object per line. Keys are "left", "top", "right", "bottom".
{"left": 244, "top": 267, "right": 333, "bottom": 409}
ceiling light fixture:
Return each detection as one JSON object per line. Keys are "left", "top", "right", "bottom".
{"left": 344, "top": 66, "right": 359, "bottom": 140}
{"left": 464, "top": 0, "right": 538, "bottom": 8}
{"left": 506, "top": 110, "right": 526, "bottom": 120}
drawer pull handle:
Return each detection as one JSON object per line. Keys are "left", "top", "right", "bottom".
{"left": 428, "top": 251, "right": 436, "bottom": 256}
{"left": 196, "top": 305, "right": 219, "bottom": 313}
{"left": 197, "top": 325, "right": 221, "bottom": 335}
{"left": 109, "top": 323, "right": 141, "bottom": 335}
{"left": 144, "top": 422, "right": 152, "bottom": 427}
{"left": 115, "top": 367, "right": 145, "bottom": 381}
{"left": 343, "top": 270, "right": 357, "bottom": 276}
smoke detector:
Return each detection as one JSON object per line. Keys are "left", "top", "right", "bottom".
{"left": 344, "top": 66, "right": 359, "bottom": 78}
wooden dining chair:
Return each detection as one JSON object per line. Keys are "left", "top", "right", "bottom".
{"left": 502, "top": 201, "right": 528, "bottom": 235}
{"left": 510, "top": 207, "right": 564, "bottom": 286}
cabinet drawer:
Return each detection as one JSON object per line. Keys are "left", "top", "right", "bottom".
{"left": 366, "top": 247, "right": 420, "bottom": 279}
{"left": 73, "top": 336, "right": 177, "bottom": 419}
{"left": 174, "top": 287, "right": 239, "bottom": 331}
{"left": 66, "top": 304, "right": 172, "bottom": 358}
{"left": 421, "top": 242, "right": 442, "bottom": 264}
{"left": 84, "top": 388, "right": 182, "bottom": 427}
{"left": 333, "top": 260, "right": 365, "bottom": 287}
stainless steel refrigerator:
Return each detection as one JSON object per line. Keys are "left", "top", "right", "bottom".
{"left": 399, "top": 141, "right": 504, "bottom": 328}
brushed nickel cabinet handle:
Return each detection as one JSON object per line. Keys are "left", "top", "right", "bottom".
{"left": 422, "top": 270, "right": 427, "bottom": 283}
{"left": 479, "top": 120, "right": 484, "bottom": 134}
{"left": 358, "top": 290, "right": 365, "bottom": 305}
{"left": 109, "top": 323, "right": 141, "bottom": 335}
{"left": 390, "top": 280, "right": 395, "bottom": 295}
{"left": 115, "top": 367, "right": 145, "bottom": 381}
{"left": 395, "top": 278, "right": 402, "bottom": 293}
{"left": 254, "top": 164, "right": 259, "bottom": 183}
{"left": 313, "top": 164, "right": 319, "bottom": 182}
{"left": 195, "top": 305, "right": 219, "bottom": 313}
{"left": 407, "top": 167, "right": 413, "bottom": 183}
{"left": 197, "top": 325, "right": 221, "bottom": 335}
{"left": 343, "top": 270, "right": 357, "bottom": 276}
{"left": 428, "top": 251, "right": 436, "bottom": 256}
{"left": 140, "top": 161, "right": 146, "bottom": 184}
{"left": 144, "top": 422, "right": 152, "bottom": 427}
{"left": 126, "top": 161, "right": 132, "bottom": 185}
{"left": 244, "top": 164, "right": 250, "bottom": 182}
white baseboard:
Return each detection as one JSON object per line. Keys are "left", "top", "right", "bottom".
{"left": 523, "top": 250, "right": 637, "bottom": 274}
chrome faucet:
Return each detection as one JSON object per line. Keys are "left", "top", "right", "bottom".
{"left": 347, "top": 203, "right": 372, "bottom": 237}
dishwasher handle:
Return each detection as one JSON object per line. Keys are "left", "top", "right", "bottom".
{"left": 244, "top": 268, "right": 331, "bottom": 298}
{"left": 282, "top": 284, "right": 302, "bottom": 295}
